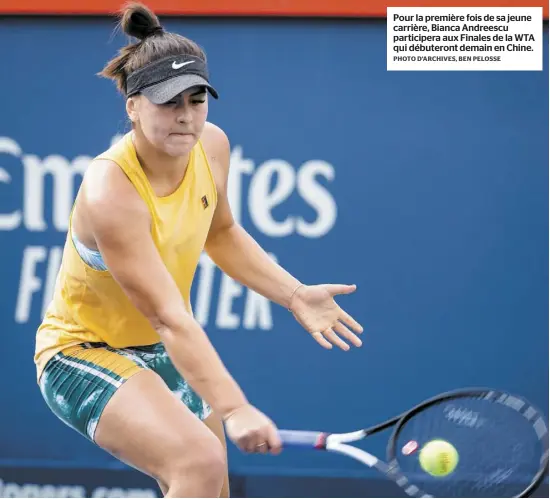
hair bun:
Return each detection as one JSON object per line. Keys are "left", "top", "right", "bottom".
{"left": 121, "top": 3, "right": 163, "bottom": 41}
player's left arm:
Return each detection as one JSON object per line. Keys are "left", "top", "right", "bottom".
{"left": 202, "top": 122, "right": 299, "bottom": 308}
{"left": 202, "top": 122, "right": 363, "bottom": 350}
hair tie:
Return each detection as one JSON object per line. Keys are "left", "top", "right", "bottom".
{"left": 146, "top": 26, "right": 164, "bottom": 37}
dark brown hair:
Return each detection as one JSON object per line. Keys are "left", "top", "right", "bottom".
{"left": 99, "top": 2, "right": 206, "bottom": 96}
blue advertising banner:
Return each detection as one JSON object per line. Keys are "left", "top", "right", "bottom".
{"left": 0, "top": 16, "right": 548, "bottom": 486}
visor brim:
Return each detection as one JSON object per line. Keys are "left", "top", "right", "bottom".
{"left": 141, "top": 74, "right": 219, "bottom": 104}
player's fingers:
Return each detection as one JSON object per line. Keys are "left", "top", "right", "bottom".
{"left": 243, "top": 435, "right": 267, "bottom": 454}
{"left": 255, "top": 442, "right": 270, "bottom": 454}
{"left": 333, "top": 321, "right": 362, "bottom": 348}
{"left": 312, "top": 331, "right": 333, "bottom": 349}
{"left": 323, "top": 328, "right": 350, "bottom": 351}
{"left": 240, "top": 436, "right": 255, "bottom": 453}
{"left": 324, "top": 284, "right": 357, "bottom": 296}
{"left": 338, "top": 308, "right": 363, "bottom": 333}
{"left": 266, "top": 425, "right": 283, "bottom": 455}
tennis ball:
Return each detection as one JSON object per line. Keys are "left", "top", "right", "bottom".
{"left": 418, "top": 439, "right": 459, "bottom": 477}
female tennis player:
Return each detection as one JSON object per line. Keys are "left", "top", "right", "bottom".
{"left": 34, "top": 3, "right": 363, "bottom": 497}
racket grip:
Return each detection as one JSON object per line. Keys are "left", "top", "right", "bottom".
{"left": 278, "top": 430, "right": 327, "bottom": 449}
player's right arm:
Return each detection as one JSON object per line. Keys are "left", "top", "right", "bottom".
{"left": 79, "top": 159, "right": 280, "bottom": 453}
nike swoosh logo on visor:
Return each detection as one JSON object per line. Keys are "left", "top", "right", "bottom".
{"left": 172, "top": 61, "right": 194, "bottom": 70}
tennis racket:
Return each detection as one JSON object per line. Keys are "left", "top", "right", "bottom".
{"left": 278, "top": 388, "right": 548, "bottom": 498}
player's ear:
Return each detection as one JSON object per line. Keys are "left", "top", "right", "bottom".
{"left": 126, "top": 96, "right": 140, "bottom": 123}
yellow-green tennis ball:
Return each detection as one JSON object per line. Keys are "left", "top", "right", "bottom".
{"left": 419, "top": 440, "right": 459, "bottom": 477}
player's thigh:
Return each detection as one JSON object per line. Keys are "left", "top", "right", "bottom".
{"left": 136, "top": 342, "right": 229, "bottom": 497}
{"left": 40, "top": 344, "right": 225, "bottom": 487}
{"left": 204, "top": 413, "right": 230, "bottom": 498}
{"left": 94, "top": 368, "right": 225, "bottom": 485}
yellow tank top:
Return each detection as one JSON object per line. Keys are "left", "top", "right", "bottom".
{"left": 34, "top": 132, "right": 218, "bottom": 378}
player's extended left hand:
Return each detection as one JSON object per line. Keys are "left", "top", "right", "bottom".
{"left": 289, "top": 284, "right": 363, "bottom": 351}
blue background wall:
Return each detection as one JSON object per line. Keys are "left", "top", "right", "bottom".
{"left": 0, "top": 16, "right": 548, "bottom": 496}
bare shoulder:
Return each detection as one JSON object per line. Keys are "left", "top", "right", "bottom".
{"left": 200, "top": 121, "right": 230, "bottom": 156}
{"left": 81, "top": 158, "right": 149, "bottom": 231}
{"left": 200, "top": 122, "right": 231, "bottom": 179}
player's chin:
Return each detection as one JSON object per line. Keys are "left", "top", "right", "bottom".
{"left": 164, "top": 134, "right": 197, "bottom": 156}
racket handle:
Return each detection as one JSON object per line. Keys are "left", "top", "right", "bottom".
{"left": 278, "top": 430, "right": 327, "bottom": 449}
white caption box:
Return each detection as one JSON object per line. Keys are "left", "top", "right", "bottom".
{"left": 387, "top": 7, "right": 543, "bottom": 71}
